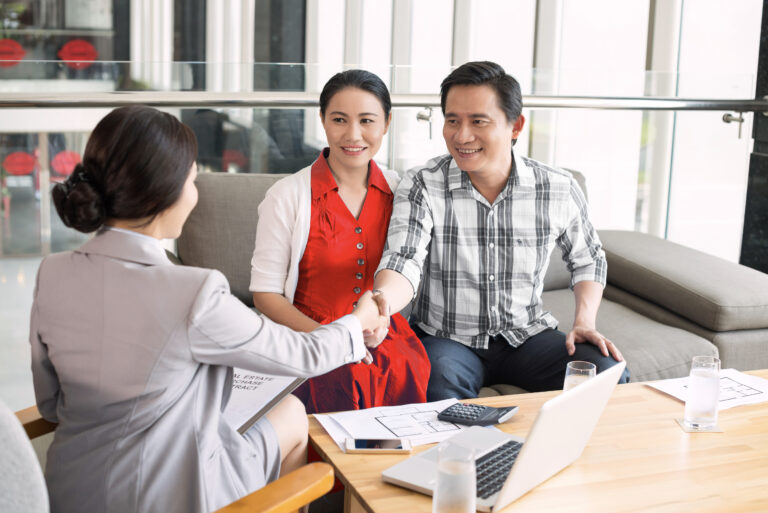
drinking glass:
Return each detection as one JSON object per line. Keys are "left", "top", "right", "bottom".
{"left": 683, "top": 355, "right": 721, "bottom": 430}
{"left": 563, "top": 361, "right": 597, "bottom": 392}
{"left": 432, "top": 442, "right": 476, "bottom": 513}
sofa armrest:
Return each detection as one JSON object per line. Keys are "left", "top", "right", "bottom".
{"left": 599, "top": 230, "right": 768, "bottom": 332}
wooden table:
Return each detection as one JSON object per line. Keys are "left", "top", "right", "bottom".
{"left": 308, "top": 369, "right": 768, "bottom": 513}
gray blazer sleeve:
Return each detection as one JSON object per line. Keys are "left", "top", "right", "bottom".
{"left": 189, "top": 270, "right": 367, "bottom": 376}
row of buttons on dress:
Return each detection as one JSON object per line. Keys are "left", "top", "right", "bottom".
{"left": 354, "top": 226, "right": 364, "bottom": 294}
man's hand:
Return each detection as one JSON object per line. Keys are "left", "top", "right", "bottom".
{"left": 565, "top": 325, "right": 623, "bottom": 362}
{"left": 362, "top": 290, "right": 390, "bottom": 348}
{"left": 354, "top": 291, "right": 389, "bottom": 350}
{"left": 568, "top": 281, "right": 621, "bottom": 361}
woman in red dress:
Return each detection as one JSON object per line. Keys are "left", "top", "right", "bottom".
{"left": 249, "top": 70, "right": 430, "bottom": 413}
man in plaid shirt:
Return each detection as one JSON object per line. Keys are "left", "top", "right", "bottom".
{"left": 372, "top": 61, "right": 629, "bottom": 399}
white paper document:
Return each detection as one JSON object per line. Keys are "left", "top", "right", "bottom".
{"left": 223, "top": 369, "right": 304, "bottom": 434}
{"left": 314, "top": 399, "right": 472, "bottom": 450}
{"left": 646, "top": 368, "right": 768, "bottom": 410}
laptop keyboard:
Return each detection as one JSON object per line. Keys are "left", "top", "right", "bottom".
{"left": 475, "top": 440, "right": 524, "bottom": 499}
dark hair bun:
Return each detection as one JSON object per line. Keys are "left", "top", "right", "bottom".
{"left": 52, "top": 164, "right": 106, "bottom": 233}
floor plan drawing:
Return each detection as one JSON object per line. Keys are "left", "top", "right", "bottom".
{"left": 375, "top": 407, "right": 461, "bottom": 437}
{"left": 315, "top": 398, "right": 471, "bottom": 447}
{"left": 719, "top": 376, "right": 763, "bottom": 401}
{"left": 647, "top": 368, "right": 768, "bottom": 410}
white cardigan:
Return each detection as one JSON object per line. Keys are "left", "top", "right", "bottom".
{"left": 249, "top": 162, "right": 401, "bottom": 303}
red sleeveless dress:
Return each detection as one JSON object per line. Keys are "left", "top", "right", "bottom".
{"left": 292, "top": 152, "right": 430, "bottom": 413}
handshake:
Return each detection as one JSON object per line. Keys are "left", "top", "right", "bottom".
{"left": 351, "top": 290, "right": 391, "bottom": 364}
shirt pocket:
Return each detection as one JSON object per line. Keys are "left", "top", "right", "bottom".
{"left": 509, "top": 232, "right": 554, "bottom": 281}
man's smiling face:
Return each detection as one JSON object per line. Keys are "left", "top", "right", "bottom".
{"left": 442, "top": 84, "right": 524, "bottom": 177}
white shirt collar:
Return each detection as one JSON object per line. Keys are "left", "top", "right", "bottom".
{"left": 105, "top": 226, "right": 164, "bottom": 247}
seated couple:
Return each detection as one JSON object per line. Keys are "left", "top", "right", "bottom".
{"left": 29, "top": 61, "right": 627, "bottom": 513}
{"left": 250, "top": 61, "right": 629, "bottom": 412}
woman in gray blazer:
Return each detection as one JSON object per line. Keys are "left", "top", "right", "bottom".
{"left": 30, "top": 105, "right": 385, "bottom": 513}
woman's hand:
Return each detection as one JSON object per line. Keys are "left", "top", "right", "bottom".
{"left": 352, "top": 291, "right": 389, "bottom": 349}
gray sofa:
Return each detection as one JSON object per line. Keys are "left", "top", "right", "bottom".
{"left": 177, "top": 172, "right": 768, "bottom": 394}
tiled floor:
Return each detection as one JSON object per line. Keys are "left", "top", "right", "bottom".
{"left": 1, "top": 256, "right": 42, "bottom": 411}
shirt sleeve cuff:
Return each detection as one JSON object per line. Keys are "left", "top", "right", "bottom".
{"left": 333, "top": 314, "right": 367, "bottom": 363}
{"left": 248, "top": 270, "right": 285, "bottom": 294}
{"left": 376, "top": 254, "right": 421, "bottom": 299}
{"left": 570, "top": 263, "right": 607, "bottom": 288}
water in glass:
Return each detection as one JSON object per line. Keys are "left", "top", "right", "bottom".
{"left": 684, "top": 366, "right": 720, "bottom": 429}
{"left": 563, "top": 374, "right": 591, "bottom": 392}
{"left": 563, "top": 361, "right": 596, "bottom": 392}
{"left": 432, "top": 445, "right": 476, "bottom": 513}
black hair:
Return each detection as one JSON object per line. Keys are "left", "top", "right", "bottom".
{"left": 440, "top": 61, "right": 523, "bottom": 123}
{"left": 52, "top": 105, "right": 198, "bottom": 233}
{"left": 319, "top": 69, "right": 391, "bottom": 118}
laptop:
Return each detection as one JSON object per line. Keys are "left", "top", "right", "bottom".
{"left": 382, "top": 361, "right": 626, "bottom": 512}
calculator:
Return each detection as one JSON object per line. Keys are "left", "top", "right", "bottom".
{"left": 437, "top": 402, "right": 519, "bottom": 426}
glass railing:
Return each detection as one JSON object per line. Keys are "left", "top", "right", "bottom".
{"left": 0, "top": 63, "right": 762, "bottom": 264}
{"left": 0, "top": 61, "right": 759, "bottom": 97}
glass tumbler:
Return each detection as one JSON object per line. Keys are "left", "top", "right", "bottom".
{"left": 432, "top": 442, "right": 476, "bottom": 513}
{"left": 563, "top": 361, "right": 597, "bottom": 392}
{"left": 683, "top": 355, "right": 720, "bottom": 430}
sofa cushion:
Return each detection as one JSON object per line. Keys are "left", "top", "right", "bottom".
{"left": 542, "top": 289, "right": 718, "bottom": 382}
{"left": 600, "top": 230, "right": 768, "bottom": 331}
{"left": 604, "top": 285, "right": 768, "bottom": 371}
{"left": 178, "top": 173, "right": 287, "bottom": 306}
{"left": 479, "top": 384, "right": 529, "bottom": 397}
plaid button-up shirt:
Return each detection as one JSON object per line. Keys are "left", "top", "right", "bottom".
{"left": 377, "top": 151, "right": 607, "bottom": 349}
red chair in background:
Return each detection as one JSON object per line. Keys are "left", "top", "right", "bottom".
{"left": 1, "top": 151, "right": 37, "bottom": 219}
{"left": 50, "top": 150, "right": 81, "bottom": 180}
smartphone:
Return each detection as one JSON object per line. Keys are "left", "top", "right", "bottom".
{"left": 344, "top": 438, "right": 412, "bottom": 454}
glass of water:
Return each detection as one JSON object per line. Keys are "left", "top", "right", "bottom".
{"left": 683, "top": 355, "right": 721, "bottom": 430}
{"left": 563, "top": 361, "right": 597, "bottom": 392}
{"left": 432, "top": 442, "right": 476, "bottom": 513}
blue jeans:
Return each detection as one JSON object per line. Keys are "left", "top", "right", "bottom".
{"left": 413, "top": 326, "right": 630, "bottom": 401}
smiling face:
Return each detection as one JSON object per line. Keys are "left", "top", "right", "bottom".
{"left": 321, "top": 87, "right": 391, "bottom": 175}
{"left": 442, "top": 84, "right": 525, "bottom": 179}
